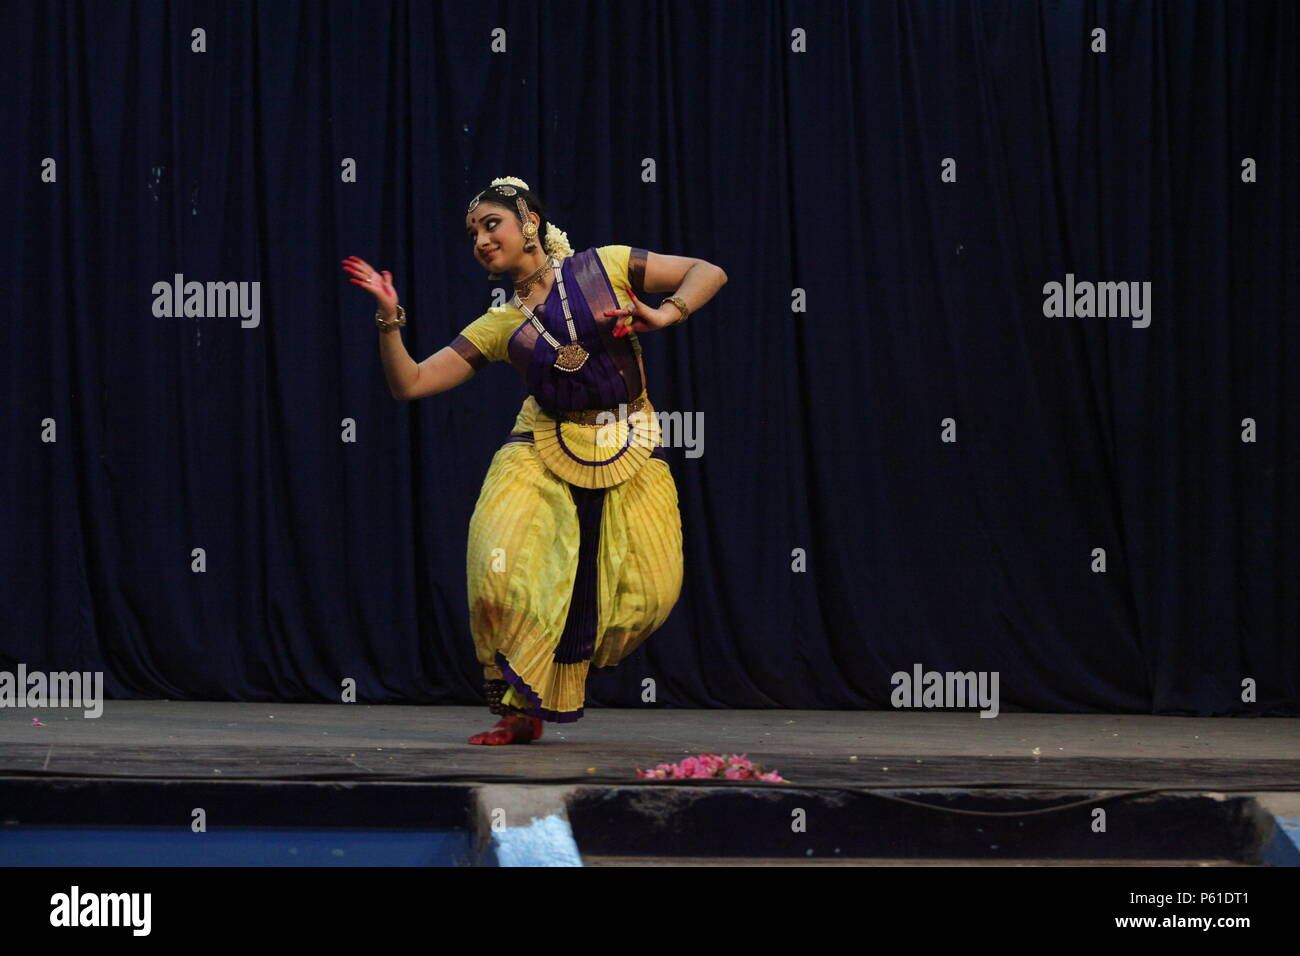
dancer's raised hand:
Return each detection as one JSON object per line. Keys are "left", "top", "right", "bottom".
{"left": 341, "top": 255, "right": 399, "bottom": 315}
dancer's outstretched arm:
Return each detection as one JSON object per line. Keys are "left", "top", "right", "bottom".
{"left": 395, "top": 345, "right": 478, "bottom": 402}
{"left": 342, "top": 254, "right": 477, "bottom": 401}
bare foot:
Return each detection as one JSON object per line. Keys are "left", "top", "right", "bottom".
{"left": 468, "top": 714, "right": 543, "bottom": 745}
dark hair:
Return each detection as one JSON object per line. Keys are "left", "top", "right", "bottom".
{"left": 463, "top": 183, "right": 552, "bottom": 246}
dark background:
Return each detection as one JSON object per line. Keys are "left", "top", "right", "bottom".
{"left": 2, "top": 1, "right": 1296, "bottom": 715}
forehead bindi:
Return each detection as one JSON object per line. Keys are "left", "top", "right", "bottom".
{"left": 466, "top": 209, "right": 505, "bottom": 233}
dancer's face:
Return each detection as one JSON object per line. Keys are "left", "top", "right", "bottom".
{"left": 466, "top": 202, "right": 534, "bottom": 272}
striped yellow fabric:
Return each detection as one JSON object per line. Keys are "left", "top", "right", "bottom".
{"left": 532, "top": 395, "right": 662, "bottom": 490}
{"left": 466, "top": 440, "right": 684, "bottom": 720}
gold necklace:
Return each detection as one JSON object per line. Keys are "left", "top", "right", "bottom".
{"left": 512, "top": 257, "right": 553, "bottom": 299}
{"left": 511, "top": 257, "right": 589, "bottom": 372}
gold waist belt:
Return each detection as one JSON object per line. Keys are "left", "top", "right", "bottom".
{"left": 549, "top": 393, "right": 648, "bottom": 426}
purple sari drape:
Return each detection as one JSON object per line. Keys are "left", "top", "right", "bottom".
{"left": 506, "top": 247, "right": 645, "bottom": 413}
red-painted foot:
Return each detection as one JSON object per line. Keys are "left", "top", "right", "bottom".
{"left": 468, "top": 715, "right": 543, "bottom": 745}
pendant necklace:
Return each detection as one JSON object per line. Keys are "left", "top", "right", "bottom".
{"left": 512, "top": 256, "right": 588, "bottom": 372}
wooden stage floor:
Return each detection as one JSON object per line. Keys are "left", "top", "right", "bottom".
{"left": 1, "top": 703, "right": 1295, "bottom": 791}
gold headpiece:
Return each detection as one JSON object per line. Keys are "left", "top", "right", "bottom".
{"left": 466, "top": 175, "right": 574, "bottom": 261}
{"left": 466, "top": 176, "right": 530, "bottom": 212}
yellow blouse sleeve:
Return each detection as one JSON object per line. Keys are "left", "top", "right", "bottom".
{"left": 448, "top": 307, "right": 518, "bottom": 369}
{"left": 596, "top": 244, "right": 650, "bottom": 304}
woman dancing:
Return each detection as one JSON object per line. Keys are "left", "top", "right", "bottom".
{"left": 342, "top": 176, "right": 727, "bottom": 744}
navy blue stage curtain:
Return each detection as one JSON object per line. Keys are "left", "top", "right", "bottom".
{"left": 1, "top": 1, "right": 1295, "bottom": 715}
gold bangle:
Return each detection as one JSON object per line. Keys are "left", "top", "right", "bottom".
{"left": 663, "top": 294, "right": 690, "bottom": 324}
{"left": 376, "top": 304, "right": 407, "bottom": 332}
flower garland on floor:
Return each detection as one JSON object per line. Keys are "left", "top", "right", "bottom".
{"left": 636, "top": 753, "right": 786, "bottom": 782}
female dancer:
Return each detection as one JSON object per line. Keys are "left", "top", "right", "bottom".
{"left": 342, "top": 176, "right": 727, "bottom": 744}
